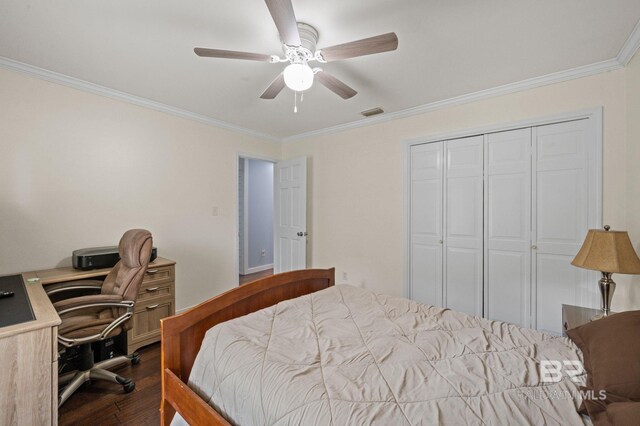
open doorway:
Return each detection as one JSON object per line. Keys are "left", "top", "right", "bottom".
{"left": 238, "top": 157, "right": 275, "bottom": 284}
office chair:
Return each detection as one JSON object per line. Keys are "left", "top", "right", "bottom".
{"left": 52, "top": 229, "right": 153, "bottom": 407}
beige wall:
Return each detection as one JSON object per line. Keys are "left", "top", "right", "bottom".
{"left": 1, "top": 57, "right": 639, "bottom": 314}
{"left": 0, "top": 68, "right": 280, "bottom": 311}
{"left": 282, "top": 68, "right": 640, "bottom": 311}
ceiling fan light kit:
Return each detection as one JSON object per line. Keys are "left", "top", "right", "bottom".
{"left": 283, "top": 62, "right": 314, "bottom": 92}
{"left": 193, "top": 0, "right": 398, "bottom": 108}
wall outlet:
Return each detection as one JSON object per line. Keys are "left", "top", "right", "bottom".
{"left": 261, "top": 249, "right": 266, "bottom": 257}
{"left": 342, "top": 272, "right": 348, "bottom": 281}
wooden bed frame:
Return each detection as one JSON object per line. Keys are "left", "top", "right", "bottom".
{"left": 159, "top": 268, "right": 335, "bottom": 425}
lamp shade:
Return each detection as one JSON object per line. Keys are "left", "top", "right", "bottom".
{"left": 571, "top": 227, "right": 640, "bottom": 274}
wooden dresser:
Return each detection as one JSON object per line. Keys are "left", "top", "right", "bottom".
{"left": 33, "top": 257, "right": 176, "bottom": 354}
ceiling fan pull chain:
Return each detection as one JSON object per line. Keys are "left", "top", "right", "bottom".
{"left": 294, "top": 91, "right": 298, "bottom": 113}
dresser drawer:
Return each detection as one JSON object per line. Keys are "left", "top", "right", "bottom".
{"left": 138, "top": 280, "right": 173, "bottom": 303}
{"left": 142, "top": 265, "right": 174, "bottom": 285}
{"left": 129, "top": 297, "right": 174, "bottom": 346}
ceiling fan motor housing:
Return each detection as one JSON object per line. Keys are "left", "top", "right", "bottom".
{"left": 283, "top": 22, "right": 319, "bottom": 64}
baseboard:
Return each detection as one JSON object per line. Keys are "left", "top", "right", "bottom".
{"left": 244, "top": 264, "right": 274, "bottom": 275}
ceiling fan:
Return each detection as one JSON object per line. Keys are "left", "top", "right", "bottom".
{"left": 194, "top": 0, "right": 398, "bottom": 102}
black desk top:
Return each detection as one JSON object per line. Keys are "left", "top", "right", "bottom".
{"left": 0, "top": 274, "right": 35, "bottom": 327}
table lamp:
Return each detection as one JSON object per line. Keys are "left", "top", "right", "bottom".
{"left": 571, "top": 225, "right": 640, "bottom": 320}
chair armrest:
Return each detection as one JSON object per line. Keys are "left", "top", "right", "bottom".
{"left": 56, "top": 295, "right": 136, "bottom": 347}
{"left": 45, "top": 279, "right": 104, "bottom": 296}
{"left": 53, "top": 294, "right": 126, "bottom": 314}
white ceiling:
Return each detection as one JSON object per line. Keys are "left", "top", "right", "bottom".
{"left": 1, "top": 0, "right": 639, "bottom": 139}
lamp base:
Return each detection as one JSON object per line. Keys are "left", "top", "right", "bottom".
{"left": 591, "top": 311, "right": 612, "bottom": 321}
{"left": 591, "top": 272, "right": 615, "bottom": 321}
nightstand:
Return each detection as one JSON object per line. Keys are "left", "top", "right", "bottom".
{"left": 562, "top": 304, "right": 615, "bottom": 336}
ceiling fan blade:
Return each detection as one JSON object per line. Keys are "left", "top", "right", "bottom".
{"left": 260, "top": 73, "right": 286, "bottom": 99}
{"left": 264, "top": 0, "right": 301, "bottom": 46}
{"left": 194, "top": 48, "right": 271, "bottom": 62}
{"left": 315, "top": 70, "right": 357, "bottom": 100}
{"left": 319, "top": 32, "right": 398, "bottom": 62}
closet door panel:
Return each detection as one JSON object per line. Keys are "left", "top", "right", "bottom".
{"left": 444, "top": 136, "right": 483, "bottom": 316}
{"left": 487, "top": 251, "right": 529, "bottom": 325}
{"left": 536, "top": 254, "right": 586, "bottom": 333}
{"left": 485, "top": 129, "right": 531, "bottom": 327}
{"left": 446, "top": 247, "right": 481, "bottom": 315}
{"left": 410, "top": 143, "right": 444, "bottom": 306}
{"left": 533, "top": 120, "right": 590, "bottom": 334}
{"left": 411, "top": 244, "right": 442, "bottom": 306}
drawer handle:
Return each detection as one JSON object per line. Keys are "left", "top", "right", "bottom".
{"left": 145, "top": 287, "right": 160, "bottom": 292}
{"left": 146, "top": 304, "right": 159, "bottom": 310}
{"left": 146, "top": 269, "right": 159, "bottom": 274}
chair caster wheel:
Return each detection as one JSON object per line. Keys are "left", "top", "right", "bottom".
{"left": 116, "top": 375, "right": 135, "bottom": 393}
{"left": 131, "top": 353, "right": 141, "bottom": 365}
{"left": 123, "top": 381, "right": 135, "bottom": 393}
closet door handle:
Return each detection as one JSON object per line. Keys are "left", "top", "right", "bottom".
{"left": 531, "top": 245, "right": 537, "bottom": 250}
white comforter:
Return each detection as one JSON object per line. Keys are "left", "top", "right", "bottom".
{"left": 172, "top": 285, "right": 589, "bottom": 425}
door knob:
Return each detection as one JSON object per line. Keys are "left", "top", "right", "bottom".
{"left": 438, "top": 240, "right": 443, "bottom": 244}
{"left": 531, "top": 245, "right": 537, "bottom": 250}
{"left": 297, "top": 231, "right": 308, "bottom": 237}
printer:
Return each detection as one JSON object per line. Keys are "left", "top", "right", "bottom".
{"left": 72, "top": 246, "right": 158, "bottom": 270}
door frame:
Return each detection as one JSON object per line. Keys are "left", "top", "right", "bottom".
{"left": 235, "top": 152, "right": 279, "bottom": 286}
{"left": 403, "top": 107, "right": 603, "bottom": 306}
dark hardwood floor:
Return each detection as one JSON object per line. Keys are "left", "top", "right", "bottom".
{"left": 59, "top": 343, "right": 161, "bottom": 426}
{"left": 239, "top": 268, "right": 273, "bottom": 285}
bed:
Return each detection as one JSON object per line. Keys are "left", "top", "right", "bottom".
{"left": 160, "top": 268, "right": 589, "bottom": 425}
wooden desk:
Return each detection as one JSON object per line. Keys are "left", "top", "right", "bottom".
{"left": 0, "top": 274, "right": 61, "bottom": 426}
{"left": 33, "top": 257, "right": 176, "bottom": 354}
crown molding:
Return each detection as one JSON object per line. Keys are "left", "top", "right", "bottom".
{"left": 617, "top": 18, "right": 640, "bottom": 66}
{"left": 282, "top": 58, "right": 622, "bottom": 143}
{"left": 1, "top": 31, "right": 635, "bottom": 146}
{"left": 0, "top": 56, "right": 280, "bottom": 143}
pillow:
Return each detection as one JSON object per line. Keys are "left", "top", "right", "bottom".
{"left": 606, "top": 402, "right": 640, "bottom": 426}
{"left": 581, "top": 391, "right": 636, "bottom": 426}
{"left": 567, "top": 310, "right": 640, "bottom": 401}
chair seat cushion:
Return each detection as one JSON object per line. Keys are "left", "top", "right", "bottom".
{"left": 58, "top": 312, "right": 124, "bottom": 339}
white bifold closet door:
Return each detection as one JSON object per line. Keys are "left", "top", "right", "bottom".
{"left": 484, "top": 128, "right": 532, "bottom": 327}
{"left": 533, "top": 120, "right": 591, "bottom": 333}
{"left": 444, "top": 136, "right": 484, "bottom": 316}
{"left": 409, "top": 142, "right": 444, "bottom": 306}
{"left": 409, "top": 137, "right": 483, "bottom": 316}
{"left": 409, "top": 117, "right": 596, "bottom": 334}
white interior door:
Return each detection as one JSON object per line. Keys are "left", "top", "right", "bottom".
{"left": 409, "top": 143, "right": 444, "bottom": 306}
{"left": 444, "top": 136, "right": 484, "bottom": 316}
{"left": 533, "top": 120, "right": 591, "bottom": 334}
{"left": 485, "top": 128, "right": 532, "bottom": 327}
{"left": 274, "top": 157, "right": 307, "bottom": 273}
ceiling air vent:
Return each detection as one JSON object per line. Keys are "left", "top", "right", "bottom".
{"left": 361, "top": 107, "right": 384, "bottom": 117}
